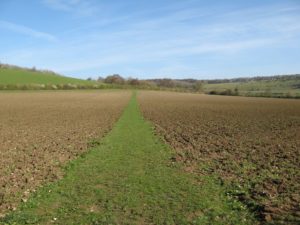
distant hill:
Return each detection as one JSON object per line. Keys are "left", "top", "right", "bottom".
{"left": 147, "top": 75, "right": 300, "bottom": 98}
{"left": 0, "top": 64, "right": 105, "bottom": 90}
{"left": 201, "top": 75, "right": 300, "bottom": 97}
{"left": 1, "top": 63, "right": 299, "bottom": 97}
{"left": 0, "top": 64, "right": 94, "bottom": 85}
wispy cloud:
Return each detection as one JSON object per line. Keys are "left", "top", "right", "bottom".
{"left": 0, "top": 20, "right": 57, "bottom": 42}
{"left": 2, "top": 1, "right": 300, "bottom": 78}
{"left": 43, "top": 0, "right": 97, "bottom": 16}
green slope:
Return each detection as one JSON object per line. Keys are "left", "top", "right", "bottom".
{"left": 203, "top": 78, "right": 300, "bottom": 97}
{"left": 1, "top": 92, "right": 257, "bottom": 225}
{"left": 0, "top": 67, "right": 94, "bottom": 85}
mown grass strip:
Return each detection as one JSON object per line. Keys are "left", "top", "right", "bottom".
{"left": 1, "top": 92, "right": 257, "bottom": 225}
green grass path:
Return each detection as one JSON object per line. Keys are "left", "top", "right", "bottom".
{"left": 2, "top": 92, "right": 256, "bottom": 225}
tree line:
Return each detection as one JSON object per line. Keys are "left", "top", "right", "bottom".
{"left": 87, "top": 74, "right": 205, "bottom": 92}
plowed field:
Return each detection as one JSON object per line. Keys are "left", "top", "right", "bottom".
{"left": 0, "top": 91, "right": 131, "bottom": 215}
{"left": 138, "top": 91, "right": 300, "bottom": 224}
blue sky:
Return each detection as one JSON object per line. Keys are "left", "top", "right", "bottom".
{"left": 0, "top": 0, "right": 300, "bottom": 79}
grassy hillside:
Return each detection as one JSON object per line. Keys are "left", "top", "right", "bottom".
{"left": 203, "top": 77, "right": 300, "bottom": 97}
{"left": 0, "top": 65, "right": 109, "bottom": 90}
{"left": 0, "top": 67, "right": 93, "bottom": 85}
{"left": 149, "top": 75, "right": 300, "bottom": 98}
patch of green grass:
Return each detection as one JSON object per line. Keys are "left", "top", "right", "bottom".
{"left": 0, "top": 67, "right": 94, "bottom": 85}
{"left": 1, "top": 92, "right": 257, "bottom": 225}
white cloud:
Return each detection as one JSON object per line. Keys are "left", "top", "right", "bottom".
{"left": 0, "top": 20, "right": 57, "bottom": 42}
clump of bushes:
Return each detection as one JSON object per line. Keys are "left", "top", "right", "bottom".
{"left": 208, "top": 88, "right": 239, "bottom": 96}
{"left": 207, "top": 88, "right": 299, "bottom": 99}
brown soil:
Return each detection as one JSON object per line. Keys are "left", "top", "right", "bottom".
{"left": 138, "top": 91, "right": 300, "bottom": 224}
{"left": 0, "top": 91, "right": 131, "bottom": 216}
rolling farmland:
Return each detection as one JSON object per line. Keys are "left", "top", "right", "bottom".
{"left": 0, "top": 90, "right": 299, "bottom": 224}
{"left": 1, "top": 93, "right": 258, "bottom": 225}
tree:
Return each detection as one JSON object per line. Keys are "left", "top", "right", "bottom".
{"left": 128, "top": 78, "right": 140, "bottom": 86}
{"left": 234, "top": 87, "right": 239, "bottom": 96}
{"left": 157, "top": 79, "right": 175, "bottom": 88}
{"left": 193, "top": 81, "right": 204, "bottom": 92}
{"left": 104, "top": 74, "right": 125, "bottom": 84}
{"left": 97, "top": 76, "right": 104, "bottom": 82}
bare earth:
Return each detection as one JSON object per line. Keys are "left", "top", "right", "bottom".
{"left": 138, "top": 91, "right": 300, "bottom": 224}
{"left": 0, "top": 91, "right": 131, "bottom": 215}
